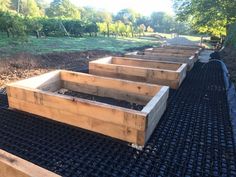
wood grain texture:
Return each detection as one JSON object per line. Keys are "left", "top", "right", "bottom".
{"left": 7, "top": 70, "right": 169, "bottom": 147}
{"left": 89, "top": 57, "right": 187, "bottom": 89}
{"left": 124, "top": 52, "right": 195, "bottom": 71}
{"left": 0, "top": 149, "right": 60, "bottom": 177}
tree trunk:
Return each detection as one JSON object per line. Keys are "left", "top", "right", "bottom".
{"left": 35, "top": 31, "right": 40, "bottom": 38}
{"left": 6, "top": 29, "right": 10, "bottom": 38}
{"left": 106, "top": 23, "right": 110, "bottom": 37}
{"left": 130, "top": 25, "right": 134, "bottom": 38}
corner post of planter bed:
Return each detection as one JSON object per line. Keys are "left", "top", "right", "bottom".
{"left": 141, "top": 86, "right": 169, "bottom": 145}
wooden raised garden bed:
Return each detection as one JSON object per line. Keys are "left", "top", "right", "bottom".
{"left": 125, "top": 51, "right": 196, "bottom": 70}
{"left": 163, "top": 45, "right": 204, "bottom": 51}
{"left": 7, "top": 70, "right": 169, "bottom": 147}
{"left": 145, "top": 47, "right": 200, "bottom": 58}
{"left": 89, "top": 57, "right": 187, "bottom": 89}
{"left": 0, "top": 149, "right": 60, "bottom": 177}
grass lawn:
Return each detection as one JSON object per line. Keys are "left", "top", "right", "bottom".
{"left": 181, "top": 35, "right": 202, "bottom": 42}
{"left": 0, "top": 34, "right": 160, "bottom": 57}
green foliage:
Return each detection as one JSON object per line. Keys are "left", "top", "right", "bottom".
{"left": 24, "top": 0, "right": 42, "bottom": 17}
{"left": 85, "top": 23, "right": 98, "bottom": 36}
{"left": 81, "top": 7, "right": 101, "bottom": 23}
{"left": 225, "top": 22, "right": 236, "bottom": 47}
{"left": 0, "top": 0, "right": 193, "bottom": 41}
{"left": 46, "top": 0, "right": 80, "bottom": 19}
{"left": 138, "top": 24, "right": 146, "bottom": 35}
{"left": 114, "top": 8, "right": 141, "bottom": 37}
{"left": 173, "top": 0, "right": 236, "bottom": 36}
{"left": 0, "top": 11, "right": 27, "bottom": 41}
{"left": 147, "top": 26, "right": 154, "bottom": 33}
{"left": 25, "top": 17, "right": 43, "bottom": 37}
{"left": 97, "top": 22, "right": 107, "bottom": 36}
{"left": 10, "top": 0, "right": 42, "bottom": 16}
{"left": 114, "top": 8, "right": 139, "bottom": 25}
{"left": 63, "top": 20, "right": 85, "bottom": 36}
{"left": 38, "top": 18, "right": 62, "bottom": 36}
{"left": 0, "top": 0, "right": 11, "bottom": 11}
{"left": 150, "top": 12, "right": 174, "bottom": 33}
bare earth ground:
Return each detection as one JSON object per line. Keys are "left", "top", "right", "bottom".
{"left": 0, "top": 36, "right": 214, "bottom": 88}
{"left": 0, "top": 50, "right": 122, "bottom": 88}
{"left": 166, "top": 36, "right": 201, "bottom": 46}
{"left": 221, "top": 47, "right": 236, "bottom": 85}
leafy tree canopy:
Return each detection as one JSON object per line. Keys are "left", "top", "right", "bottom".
{"left": 173, "top": 0, "right": 236, "bottom": 36}
{"left": 114, "top": 8, "right": 140, "bottom": 25}
{"left": 46, "top": 0, "right": 80, "bottom": 19}
{"left": 0, "top": 0, "right": 11, "bottom": 11}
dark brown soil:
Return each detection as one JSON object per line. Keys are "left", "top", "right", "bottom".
{"left": 221, "top": 47, "right": 236, "bottom": 85}
{"left": 57, "top": 89, "right": 144, "bottom": 111}
{"left": 0, "top": 50, "right": 122, "bottom": 87}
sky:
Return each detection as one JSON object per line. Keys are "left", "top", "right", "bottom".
{"left": 47, "top": 0, "right": 174, "bottom": 16}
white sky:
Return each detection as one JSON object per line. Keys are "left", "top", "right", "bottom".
{"left": 47, "top": 0, "right": 174, "bottom": 16}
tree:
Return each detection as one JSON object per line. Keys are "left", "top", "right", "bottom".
{"left": 10, "top": 0, "right": 20, "bottom": 12}
{"left": 10, "top": 0, "right": 42, "bottom": 16}
{"left": 136, "top": 15, "right": 151, "bottom": 29}
{"left": 98, "top": 11, "right": 112, "bottom": 37}
{"left": 36, "top": 0, "right": 49, "bottom": 15}
{"left": 114, "top": 9, "right": 139, "bottom": 37}
{"left": 147, "top": 26, "right": 154, "bottom": 33}
{"left": 0, "top": 11, "right": 26, "bottom": 39}
{"left": 138, "top": 24, "right": 146, "bottom": 36}
{"left": 46, "top": 0, "right": 80, "bottom": 19}
{"left": 81, "top": 7, "right": 100, "bottom": 23}
{"left": 24, "top": 0, "right": 42, "bottom": 17}
{"left": 173, "top": 0, "right": 236, "bottom": 37}
{"left": 26, "top": 17, "right": 43, "bottom": 38}
{"left": 114, "top": 20, "right": 126, "bottom": 36}
{"left": 150, "top": 12, "right": 174, "bottom": 33}
{"left": 97, "top": 22, "right": 107, "bottom": 36}
{"left": 85, "top": 22, "right": 98, "bottom": 36}
{"left": 0, "top": 0, "right": 11, "bottom": 11}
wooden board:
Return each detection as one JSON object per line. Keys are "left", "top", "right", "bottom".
{"left": 162, "top": 45, "right": 203, "bottom": 51}
{"left": 145, "top": 48, "right": 199, "bottom": 57}
{"left": 124, "top": 51, "right": 195, "bottom": 70}
{"left": 7, "top": 70, "right": 169, "bottom": 147}
{"left": 89, "top": 57, "right": 187, "bottom": 89}
{"left": 0, "top": 149, "right": 60, "bottom": 177}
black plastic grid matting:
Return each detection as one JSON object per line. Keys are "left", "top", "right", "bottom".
{"left": 0, "top": 93, "right": 8, "bottom": 108}
{"left": 0, "top": 61, "right": 236, "bottom": 177}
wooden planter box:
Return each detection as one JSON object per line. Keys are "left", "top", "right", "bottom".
{"left": 145, "top": 47, "right": 200, "bottom": 58}
{"left": 144, "top": 48, "right": 199, "bottom": 62}
{"left": 0, "top": 149, "right": 60, "bottom": 177}
{"left": 163, "top": 45, "right": 204, "bottom": 52}
{"left": 125, "top": 51, "right": 195, "bottom": 70}
{"left": 7, "top": 70, "right": 169, "bottom": 147}
{"left": 89, "top": 57, "right": 187, "bottom": 89}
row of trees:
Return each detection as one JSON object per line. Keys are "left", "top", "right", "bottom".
{"left": 0, "top": 0, "right": 192, "bottom": 40}
{"left": 0, "top": 12, "right": 99, "bottom": 38}
{"left": 173, "top": 0, "right": 236, "bottom": 40}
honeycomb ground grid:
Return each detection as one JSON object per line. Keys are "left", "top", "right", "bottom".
{"left": 0, "top": 61, "right": 235, "bottom": 176}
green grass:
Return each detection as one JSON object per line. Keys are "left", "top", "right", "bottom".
{"left": 144, "top": 32, "right": 204, "bottom": 41}
{"left": 181, "top": 35, "right": 202, "bottom": 42}
{"left": 0, "top": 34, "right": 160, "bottom": 57}
{"left": 156, "top": 33, "right": 172, "bottom": 39}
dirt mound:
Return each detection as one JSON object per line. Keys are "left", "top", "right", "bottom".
{"left": 166, "top": 37, "right": 200, "bottom": 46}
{"left": 0, "top": 50, "right": 122, "bottom": 88}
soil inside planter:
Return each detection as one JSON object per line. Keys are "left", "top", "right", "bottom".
{"left": 56, "top": 89, "right": 144, "bottom": 111}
